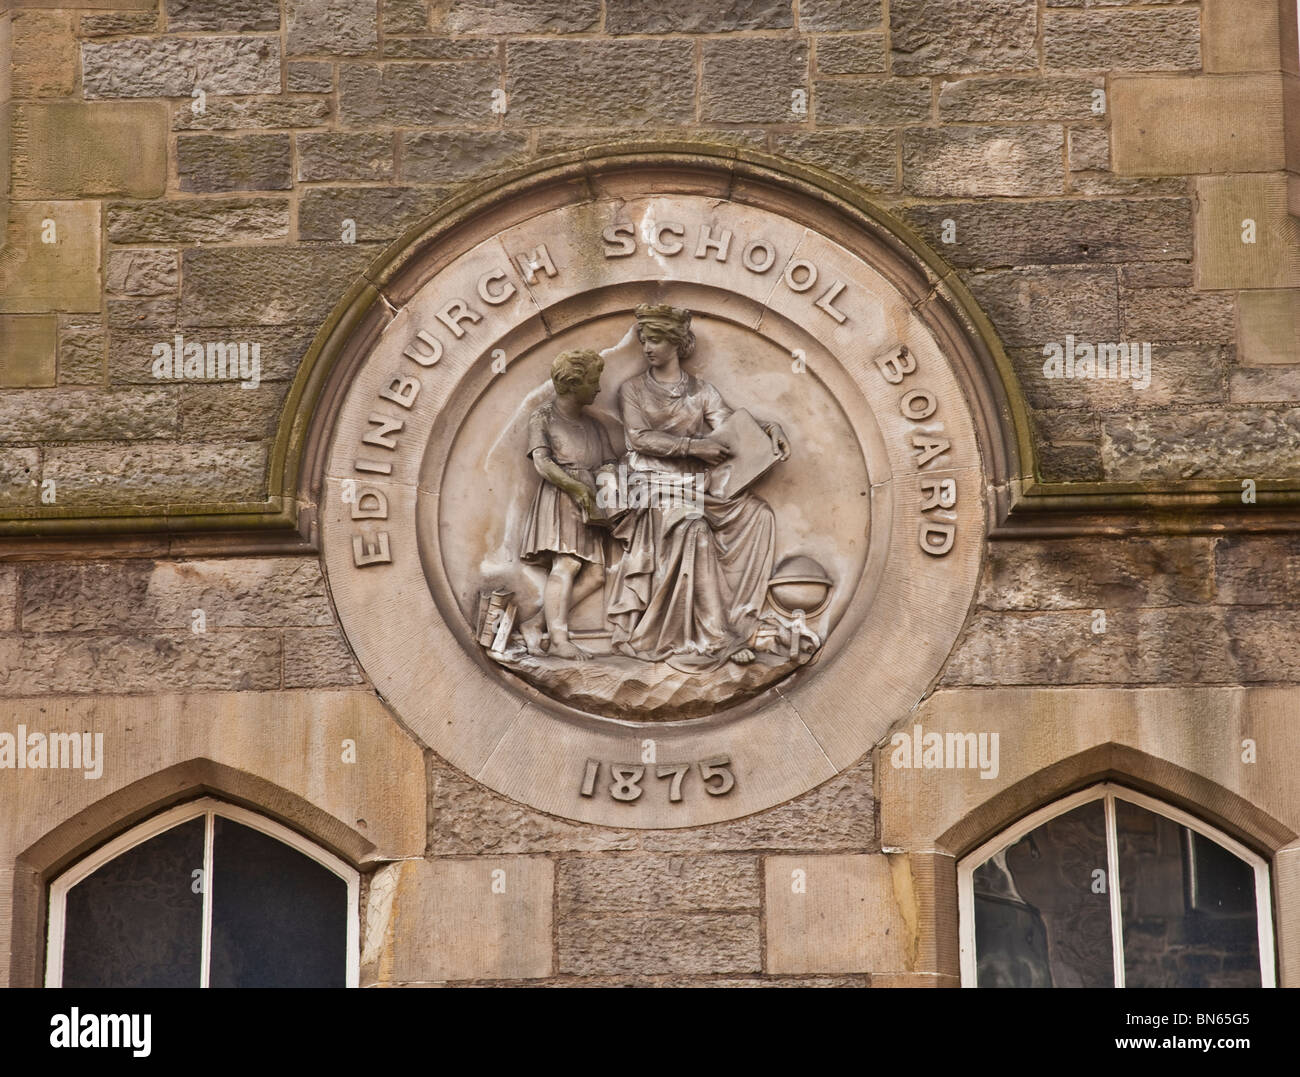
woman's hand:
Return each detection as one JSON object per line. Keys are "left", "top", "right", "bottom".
{"left": 766, "top": 423, "right": 791, "bottom": 461}
{"left": 574, "top": 485, "right": 607, "bottom": 523}
{"left": 691, "top": 439, "right": 732, "bottom": 466}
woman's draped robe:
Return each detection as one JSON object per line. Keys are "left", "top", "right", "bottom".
{"left": 607, "top": 371, "right": 776, "bottom": 672}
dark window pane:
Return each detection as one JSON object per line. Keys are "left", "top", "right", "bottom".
{"left": 62, "top": 816, "right": 204, "bottom": 988}
{"left": 973, "top": 799, "right": 1113, "bottom": 987}
{"left": 1116, "top": 799, "right": 1261, "bottom": 988}
{"left": 208, "top": 817, "right": 347, "bottom": 988}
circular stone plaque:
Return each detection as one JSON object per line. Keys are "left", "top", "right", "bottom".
{"left": 319, "top": 157, "right": 988, "bottom": 828}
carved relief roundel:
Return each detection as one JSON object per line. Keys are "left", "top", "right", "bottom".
{"left": 321, "top": 161, "right": 987, "bottom": 828}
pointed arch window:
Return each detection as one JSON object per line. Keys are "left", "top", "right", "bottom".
{"left": 45, "top": 799, "right": 359, "bottom": 988}
{"left": 958, "top": 784, "right": 1275, "bottom": 988}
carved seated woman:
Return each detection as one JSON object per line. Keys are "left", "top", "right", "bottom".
{"left": 608, "top": 305, "right": 790, "bottom": 671}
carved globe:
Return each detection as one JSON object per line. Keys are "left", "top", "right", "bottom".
{"left": 768, "top": 555, "right": 833, "bottom": 617}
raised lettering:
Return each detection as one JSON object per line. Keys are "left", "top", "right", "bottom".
{"left": 602, "top": 223, "right": 636, "bottom": 257}
{"left": 814, "top": 280, "right": 848, "bottom": 323}
{"left": 362, "top": 413, "right": 404, "bottom": 450}
{"left": 694, "top": 225, "right": 732, "bottom": 262}
{"left": 379, "top": 375, "right": 420, "bottom": 409}
{"left": 742, "top": 240, "right": 776, "bottom": 273}
{"left": 476, "top": 269, "right": 516, "bottom": 306}
{"left": 352, "top": 531, "right": 392, "bottom": 566}
{"left": 436, "top": 299, "right": 481, "bottom": 338}
{"left": 783, "top": 259, "right": 818, "bottom": 293}
{"left": 875, "top": 345, "right": 915, "bottom": 385}
{"left": 514, "top": 244, "right": 557, "bottom": 283}
{"left": 351, "top": 487, "right": 389, "bottom": 520}
{"left": 651, "top": 222, "right": 685, "bottom": 256}
{"left": 919, "top": 522, "right": 955, "bottom": 556}
{"left": 403, "top": 329, "right": 442, "bottom": 367}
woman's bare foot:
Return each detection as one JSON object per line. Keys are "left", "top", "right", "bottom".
{"left": 520, "top": 615, "right": 546, "bottom": 656}
{"left": 729, "top": 647, "right": 756, "bottom": 665}
{"left": 549, "top": 638, "right": 592, "bottom": 661}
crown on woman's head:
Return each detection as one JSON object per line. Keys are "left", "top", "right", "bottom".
{"left": 634, "top": 304, "right": 691, "bottom": 332}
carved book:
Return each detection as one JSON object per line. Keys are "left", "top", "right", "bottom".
{"left": 706, "top": 408, "right": 781, "bottom": 498}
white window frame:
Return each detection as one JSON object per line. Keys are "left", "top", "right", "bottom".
{"left": 45, "top": 797, "right": 360, "bottom": 988}
{"left": 957, "top": 783, "right": 1276, "bottom": 988}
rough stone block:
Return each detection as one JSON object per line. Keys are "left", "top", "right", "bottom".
{"left": 297, "top": 187, "right": 447, "bottom": 243}
{"left": 890, "top": 0, "right": 1036, "bottom": 75}
{"left": 399, "top": 130, "right": 527, "bottom": 183}
{"left": 765, "top": 854, "right": 910, "bottom": 974}
{"left": 1119, "top": 263, "right": 1194, "bottom": 289}
{"left": 1237, "top": 289, "right": 1300, "bottom": 365}
{"left": 0, "top": 449, "right": 39, "bottom": 511}
{"left": 800, "top": 0, "right": 881, "bottom": 31}
{"left": 0, "top": 200, "right": 101, "bottom": 314}
{"left": 1228, "top": 367, "right": 1300, "bottom": 403}
{"left": 12, "top": 102, "right": 167, "bottom": 198}
{"left": 286, "top": 61, "right": 333, "bottom": 93}
{"left": 106, "top": 250, "right": 177, "bottom": 297}
{"left": 11, "top": 11, "right": 76, "bottom": 98}
{"left": 1215, "top": 536, "right": 1300, "bottom": 605}
{"left": 363, "top": 858, "right": 553, "bottom": 983}
{"left": 79, "top": 12, "right": 158, "bottom": 36}
{"left": 0, "top": 567, "right": 16, "bottom": 632}
{"left": 699, "top": 39, "right": 807, "bottom": 124}
{"left": 772, "top": 130, "right": 896, "bottom": 190}
{"left": 0, "top": 314, "right": 55, "bottom": 387}
{"left": 1101, "top": 408, "right": 1300, "bottom": 481}
{"left": 383, "top": 0, "right": 428, "bottom": 33}
{"left": 166, "top": 0, "right": 281, "bottom": 31}
{"left": 438, "top": 0, "right": 600, "bottom": 33}
{"left": 82, "top": 36, "right": 282, "bottom": 98}
{"left": 338, "top": 61, "right": 498, "bottom": 126}
{"left": 557, "top": 912, "right": 761, "bottom": 976}
{"left": 1011, "top": 343, "right": 1227, "bottom": 411}
{"left": 1031, "top": 410, "right": 1103, "bottom": 482}
{"left": 1068, "top": 125, "right": 1109, "bottom": 172}
{"left": 1223, "top": 608, "right": 1300, "bottom": 681}
{"left": 815, "top": 34, "right": 886, "bottom": 75}
{"left": 178, "top": 134, "right": 292, "bottom": 193}
{"left": 815, "top": 77, "right": 931, "bottom": 126}
{"left": 534, "top": 127, "right": 767, "bottom": 157}
{"left": 283, "top": 627, "right": 364, "bottom": 687}
{"left": 286, "top": 0, "right": 377, "bottom": 56}
{"left": 298, "top": 133, "right": 393, "bottom": 182}
{"left": 1194, "top": 173, "right": 1300, "bottom": 290}
{"left": 107, "top": 198, "right": 290, "bottom": 243}
{"left": 180, "top": 244, "right": 375, "bottom": 325}
{"left": 504, "top": 41, "right": 695, "bottom": 128}
{"left": 58, "top": 321, "right": 105, "bottom": 385}
{"left": 903, "top": 198, "right": 1191, "bottom": 267}
{"left": 557, "top": 855, "right": 760, "bottom": 913}
{"left": 903, "top": 126, "right": 1064, "bottom": 197}
{"left": 0, "top": 387, "right": 176, "bottom": 444}
{"left": 174, "top": 98, "right": 332, "bottom": 131}
{"left": 1122, "top": 287, "right": 1236, "bottom": 343}
{"left": 1203, "top": 0, "right": 1281, "bottom": 73}
{"left": 42, "top": 442, "right": 267, "bottom": 508}
{"left": 1111, "top": 75, "right": 1286, "bottom": 175}
{"left": 107, "top": 297, "right": 178, "bottom": 330}
{"left": 179, "top": 382, "right": 289, "bottom": 440}
{"left": 1044, "top": 11, "right": 1200, "bottom": 72}
{"left": 108, "top": 325, "right": 314, "bottom": 384}
{"left": 963, "top": 266, "right": 1119, "bottom": 347}
{"left": 938, "top": 76, "right": 1101, "bottom": 122}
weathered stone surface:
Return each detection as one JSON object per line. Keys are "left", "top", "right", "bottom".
{"left": 815, "top": 77, "right": 930, "bottom": 126}
{"left": 772, "top": 130, "right": 896, "bottom": 190}
{"left": 364, "top": 859, "right": 553, "bottom": 983}
{"left": 1237, "top": 289, "right": 1300, "bottom": 365}
{"left": 765, "top": 854, "right": 909, "bottom": 973}
{"left": 1044, "top": 11, "right": 1200, "bottom": 72}
{"left": 504, "top": 41, "right": 695, "bottom": 127}
{"left": 533, "top": 127, "right": 767, "bottom": 156}
{"left": 173, "top": 98, "right": 332, "bottom": 131}
{"left": 11, "top": 12, "right": 76, "bottom": 98}
{"left": 0, "top": 200, "right": 101, "bottom": 314}
{"left": 439, "top": 0, "right": 599, "bottom": 32}
{"left": 941, "top": 608, "right": 1236, "bottom": 686}
{"left": 557, "top": 855, "right": 759, "bottom": 913}
{"left": 1068, "top": 126, "right": 1109, "bottom": 172}
{"left": 12, "top": 102, "right": 167, "bottom": 198}
{"left": 1222, "top": 609, "right": 1300, "bottom": 681}
{"left": 1194, "top": 173, "right": 1300, "bottom": 291}
{"left": 299, "top": 133, "right": 393, "bottom": 182}
{"left": 106, "top": 250, "right": 177, "bottom": 297}
{"left": 1068, "top": 170, "right": 1189, "bottom": 198}
{"left": 21, "top": 559, "right": 336, "bottom": 632}
{"left": 640, "top": 758, "right": 875, "bottom": 852}
{"left": 180, "top": 244, "right": 375, "bottom": 325}
{"left": 0, "top": 633, "right": 283, "bottom": 696}
{"left": 42, "top": 442, "right": 267, "bottom": 508}
{"left": 0, "top": 388, "right": 176, "bottom": 444}
{"left": 0, "top": 450, "right": 40, "bottom": 511}
{"left": 109, "top": 325, "right": 314, "bottom": 384}
{"left": 800, "top": 0, "right": 881, "bottom": 31}
{"left": 1101, "top": 409, "right": 1300, "bottom": 482}
{"left": 282, "top": 627, "right": 364, "bottom": 687}
{"left": 608, "top": 0, "right": 790, "bottom": 33}
{"left": 978, "top": 537, "right": 1216, "bottom": 610}
{"left": 0, "top": 567, "right": 17, "bottom": 632}
{"left": 701, "top": 39, "right": 808, "bottom": 124}
{"left": 903, "top": 126, "right": 1064, "bottom": 197}
{"left": 1229, "top": 368, "right": 1300, "bottom": 403}
{"left": 286, "top": 61, "right": 333, "bottom": 93}
{"left": 399, "top": 131, "right": 527, "bottom": 183}
{"left": 1121, "top": 287, "right": 1235, "bottom": 343}
{"left": 79, "top": 12, "right": 158, "bottom": 36}
{"left": 428, "top": 753, "right": 640, "bottom": 855}
{"left": 1012, "top": 343, "right": 1226, "bottom": 412}
{"left": 891, "top": 0, "right": 1036, "bottom": 75}
{"left": 904, "top": 198, "right": 1191, "bottom": 267}
{"left": 963, "top": 267, "right": 1119, "bottom": 347}
{"left": 1112, "top": 75, "right": 1286, "bottom": 175}
{"left": 106, "top": 297, "right": 178, "bottom": 329}
{"left": 815, "top": 34, "right": 886, "bottom": 75}
{"left": 1216, "top": 537, "right": 1300, "bottom": 605}
{"left": 167, "top": 0, "right": 280, "bottom": 31}
{"left": 58, "top": 321, "right": 105, "bottom": 385}
{"left": 1203, "top": 0, "right": 1281, "bottom": 74}
{"left": 557, "top": 913, "right": 761, "bottom": 975}
{"left": 1031, "top": 410, "right": 1103, "bottom": 481}
{"left": 383, "top": 0, "right": 428, "bottom": 33}
{"left": 938, "top": 76, "right": 1100, "bottom": 122}
{"left": 0, "top": 315, "right": 56, "bottom": 388}
{"left": 107, "top": 198, "right": 290, "bottom": 243}
{"left": 178, "top": 134, "right": 292, "bottom": 193}
{"left": 298, "top": 187, "right": 448, "bottom": 242}
{"left": 179, "top": 383, "right": 289, "bottom": 439}
{"left": 286, "top": 0, "right": 377, "bottom": 56}
{"left": 381, "top": 37, "right": 495, "bottom": 59}
{"left": 1119, "top": 263, "right": 1194, "bottom": 289}
{"left": 82, "top": 36, "right": 282, "bottom": 98}
{"left": 338, "top": 61, "right": 497, "bottom": 126}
